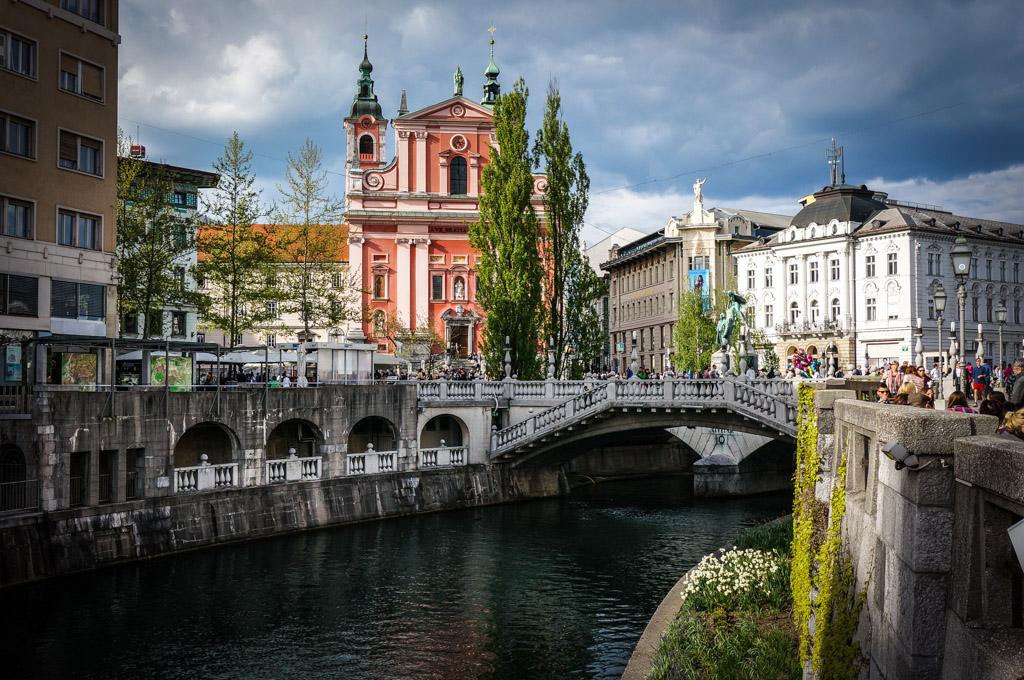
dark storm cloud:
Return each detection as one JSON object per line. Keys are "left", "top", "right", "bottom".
{"left": 118, "top": 0, "right": 1024, "bottom": 235}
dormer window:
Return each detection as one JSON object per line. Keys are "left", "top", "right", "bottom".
{"left": 449, "top": 156, "right": 467, "bottom": 195}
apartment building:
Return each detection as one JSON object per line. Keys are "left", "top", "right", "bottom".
{"left": 0, "top": 0, "right": 120, "bottom": 379}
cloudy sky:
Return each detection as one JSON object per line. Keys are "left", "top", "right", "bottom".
{"left": 118, "top": 0, "right": 1024, "bottom": 243}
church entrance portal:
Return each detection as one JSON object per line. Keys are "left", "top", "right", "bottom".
{"left": 450, "top": 326, "right": 469, "bottom": 358}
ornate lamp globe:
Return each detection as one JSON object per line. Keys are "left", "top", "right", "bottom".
{"left": 995, "top": 300, "right": 1007, "bottom": 325}
{"left": 949, "top": 237, "right": 972, "bottom": 284}
{"left": 933, "top": 284, "right": 947, "bottom": 315}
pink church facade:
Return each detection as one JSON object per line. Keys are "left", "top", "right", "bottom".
{"left": 342, "top": 38, "right": 545, "bottom": 358}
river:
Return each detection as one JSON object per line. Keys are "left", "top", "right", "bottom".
{"left": 1, "top": 478, "right": 790, "bottom": 680}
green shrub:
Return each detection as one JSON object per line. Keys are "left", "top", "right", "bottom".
{"left": 647, "top": 611, "right": 800, "bottom": 680}
{"left": 734, "top": 516, "right": 793, "bottom": 556}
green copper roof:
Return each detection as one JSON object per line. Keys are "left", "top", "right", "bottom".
{"left": 350, "top": 36, "right": 382, "bottom": 119}
{"left": 481, "top": 39, "right": 500, "bottom": 107}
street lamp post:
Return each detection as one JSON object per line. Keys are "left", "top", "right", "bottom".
{"left": 933, "top": 284, "right": 946, "bottom": 399}
{"left": 950, "top": 236, "right": 973, "bottom": 393}
{"left": 995, "top": 300, "right": 1007, "bottom": 388}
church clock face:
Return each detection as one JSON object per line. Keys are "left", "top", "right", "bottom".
{"left": 451, "top": 134, "right": 467, "bottom": 151}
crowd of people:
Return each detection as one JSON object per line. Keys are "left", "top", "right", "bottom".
{"left": 874, "top": 356, "right": 1024, "bottom": 442}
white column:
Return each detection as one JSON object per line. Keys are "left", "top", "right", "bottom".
{"left": 348, "top": 236, "right": 365, "bottom": 332}
{"left": 469, "top": 156, "right": 480, "bottom": 195}
{"left": 841, "top": 246, "right": 852, "bottom": 329}
{"left": 396, "top": 238, "right": 411, "bottom": 325}
{"left": 415, "top": 132, "right": 428, "bottom": 193}
{"left": 439, "top": 156, "right": 449, "bottom": 196}
{"left": 800, "top": 254, "right": 809, "bottom": 321}
{"left": 397, "top": 131, "right": 409, "bottom": 192}
{"left": 820, "top": 251, "right": 829, "bottom": 318}
{"left": 779, "top": 256, "right": 789, "bottom": 321}
{"left": 414, "top": 239, "right": 429, "bottom": 324}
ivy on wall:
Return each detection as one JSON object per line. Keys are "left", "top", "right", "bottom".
{"left": 790, "top": 383, "right": 868, "bottom": 679}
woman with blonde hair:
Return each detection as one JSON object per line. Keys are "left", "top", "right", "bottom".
{"left": 1001, "top": 409, "right": 1024, "bottom": 442}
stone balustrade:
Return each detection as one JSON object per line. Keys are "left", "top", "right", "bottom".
{"left": 489, "top": 378, "right": 798, "bottom": 456}
{"left": 266, "top": 456, "right": 322, "bottom": 484}
{"left": 347, "top": 445, "right": 397, "bottom": 475}
{"left": 174, "top": 462, "right": 238, "bottom": 493}
{"left": 419, "top": 446, "right": 468, "bottom": 468}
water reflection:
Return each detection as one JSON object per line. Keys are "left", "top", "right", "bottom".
{"left": 1, "top": 477, "right": 789, "bottom": 680}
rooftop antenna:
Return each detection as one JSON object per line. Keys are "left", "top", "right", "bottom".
{"left": 826, "top": 136, "right": 845, "bottom": 187}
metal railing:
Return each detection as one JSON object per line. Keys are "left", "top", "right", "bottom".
{"left": 69, "top": 476, "right": 84, "bottom": 506}
{"left": 98, "top": 473, "right": 112, "bottom": 504}
{"left": 125, "top": 471, "right": 139, "bottom": 500}
{"left": 0, "top": 478, "right": 39, "bottom": 513}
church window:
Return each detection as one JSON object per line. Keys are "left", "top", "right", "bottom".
{"left": 431, "top": 275, "right": 444, "bottom": 301}
{"left": 359, "top": 135, "right": 374, "bottom": 156}
{"left": 449, "top": 156, "right": 467, "bottom": 195}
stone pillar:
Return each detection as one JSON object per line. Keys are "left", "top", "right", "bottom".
{"left": 396, "top": 238, "right": 411, "bottom": 325}
{"left": 415, "top": 131, "right": 428, "bottom": 192}
{"left": 397, "top": 131, "right": 410, "bottom": 192}
{"left": 414, "top": 239, "right": 429, "bottom": 324}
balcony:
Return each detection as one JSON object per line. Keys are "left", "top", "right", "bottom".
{"left": 266, "top": 456, "right": 322, "bottom": 483}
{"left": 174, "top": 458, "right": 238, "bottom": 493}
{"left": 774, "top": 319, "right": 845, "bottom": 336}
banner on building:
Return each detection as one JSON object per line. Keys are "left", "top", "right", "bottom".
{"left": 688, "top": 269, "right": 709, "bottom": 298}
{"left": 150, "top": 356, "right": 193, "bottom": 392}
{"left": 61, "top": 353, "right": 97, "bottom": 388}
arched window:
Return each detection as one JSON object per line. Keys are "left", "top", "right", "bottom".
{"left": 359, "top": 135, "right": 374, "bottom": 156}
{"left": 449, "top": 156, "right": 467, "bottom": 195}
{"left": 790, "top": 301, "right": 799, "bottom": 324}
{"left": 809, "top": 300, "right": 820, "bottom": 322}
{"left": 831, "top": 298, "right": 841, "bottom": 321}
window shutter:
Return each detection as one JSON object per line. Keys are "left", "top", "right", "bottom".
{"left": 7, "top": 275, "right": 38, "bottom": 316}
{"left": 59, "top": 130, "right": 77, "bottom": 163}
{"left": 60, "top": 52, "right": 77, "bottom": 78}
{"left": 82, "top": 61, "right": 103, "bottom": 100}
{"left": 50, "top": 280, "right": 77, "bottom": 319}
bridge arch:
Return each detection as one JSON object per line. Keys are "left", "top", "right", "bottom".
{"left": 174, "top": 422, "right": 238, "bottom": 467}
{"left": 348, "top": 416, "right": 397, "bottom": 453}
{"left": 420, "top": 414, "right": 467, "bottom": 449}
{"left": 267, "top": 419, "right": 324, "bottom": 460}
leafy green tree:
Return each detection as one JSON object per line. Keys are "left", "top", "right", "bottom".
{"left": 671, "top": 286, "right": 728, "bottom": 372}
{"left": 272, "top": 138, "right": 357, "bottom": 340}
{"left": 533, "top": 80, "right": 600, "bottom": 378}
{"left": 116, "top": 129, "right": 200, "bottom": 338}
{"left": 470, "top": 78, "right": 544, "bottom": 379}
{"left": 197, "top": 132, "right": 280, "bottom": 345}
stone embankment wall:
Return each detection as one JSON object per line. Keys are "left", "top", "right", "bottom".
{"left": 815, "top": 392, "right": 1024, "bottom": 679}
{"left": 0, "top": 463, "right": 563, "bottom": 587}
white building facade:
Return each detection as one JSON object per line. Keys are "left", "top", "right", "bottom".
{"left": 736, "top": 182, "right": 1024, "bottom": 371}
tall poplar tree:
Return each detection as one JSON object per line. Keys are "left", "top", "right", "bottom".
{"left": 470, "top": 78, "right": 544, "bottom": 379}
{"left": 533, "top": 81, "right": 601, "bottom": 377}
{"left": 272, "top": 138, "right": 357, "bottom": 340}
{"left": 116, "top": 130, "right": 201, "bottom": 338}
{"left": 197, "top": 132, "right": 280, "bottom": 345}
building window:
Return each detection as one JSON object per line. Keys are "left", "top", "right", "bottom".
{"left": 865, "top": 255, "right": 875, "bottom": 278}
{"left": 51, "top": 280, "right": 104, "bottom": 321}
{"left": 986, "top": 259, "right": 993, "bottom": 280}
{"left": 809, "top": 261, "right": 819, "bottom": 283}
{"left": 970, "top": 258, "right": 978, "bottom": 279}
{"left": 1, "top": 195, "right": 32, "bottom": 239}
{"left": 866, "top": 297, "right": 876, "bottom": 321}
{"left": 831, "top": 298, "right": 840, "bottom": 321}
{"left": 764, "top": 267, "right": 773, "bottom": 287}
{"left": 928, "top": 300, "right": 934, "bottom": 320}
{"left": 449, "top": 156, "right": 467, "bottom": 195}
{"left": 0, "top": 111, "right": 35, "bottom": 159}
{"left": 789, "top": 301, "right": 799, "bottom": 324}
{"left": 431, "top": 274, "right": 444, "bottom": 301}
{"left": 147, "top": 312, "right": 163, "bottom": 336}
{"left": 56, "top": 210, "right": 100, "bottom": 249}
{"left": 885, "top": 252, "right": 896, "bottom": 276}
{"left": 358, "top": 135, "right": 374, "bottom": 156}
{"left": 121, "top": 312, "right": 138, "bottom": 334}
{"left": 764, "top": 304, "right": 773, "bottom": 328}
{"left": 1000, "top": 261, "right": 1006, "bottom": 282}
{"left": 174, "top": 267, "right": 185, "bottom": 291}
{"left": 1015, "top": 263, "right": 1020, "bottom": 284}
{"left": 58, "top": 129, "right": 103, "bottom": 176}
{"left": 1, "top": 29, "right": 37, "bottom": 78}
{"left": 1015, "top": 300, "right": 1021, "bottom": 325}
{"left": 59, "top": 52, "right": 104, "bottom": 102}
{"left": 987, "top": 298, "right": 993, "bottom": 323}
{"left": 830, "top": 258, "right": 840, "bottom": 280}
{"left": 789, "top": 263, "right": 798, "bottom": 285}
{"left": 809, "top": 300, "right": 819, "bottom": 322}
{"left": 452, "top": 276, "right": 466, "bottom": 300}
{"left": 267, "top": 301, "right": 278, "bottom": 318}
{"left": 61, "top": 0, "right": 104, "bottom": 23}
{"left": 266, "top": 334, "right": 277, "bottom": 348}
{"left": 971, "top": 296, "right": 979, "bottom": 321}
{"left": 372, "top": 274, "right": 386, "bottom": 300}
{"left": 332, "top": 273, "right": 345, "bottom": 288}
{"left": 0, "top": 273, "right": 38, "bottom": 316}
{"left": 170, "top": 312, "right": 186, "bottom": 336}
{"left": 746, "top": 269, "right": 755, "bottom": 290}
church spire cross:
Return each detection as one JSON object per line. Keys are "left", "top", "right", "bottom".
{"left": 481, "top": 23, "right": 500, "bottom": 107}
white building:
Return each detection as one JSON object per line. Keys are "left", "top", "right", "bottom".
{"left": 736, "top": 182, "right": 1024, "bottom": 371}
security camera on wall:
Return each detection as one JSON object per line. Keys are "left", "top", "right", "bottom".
{"left": 881, "top": 441, "right": 924, "bottom": 471}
